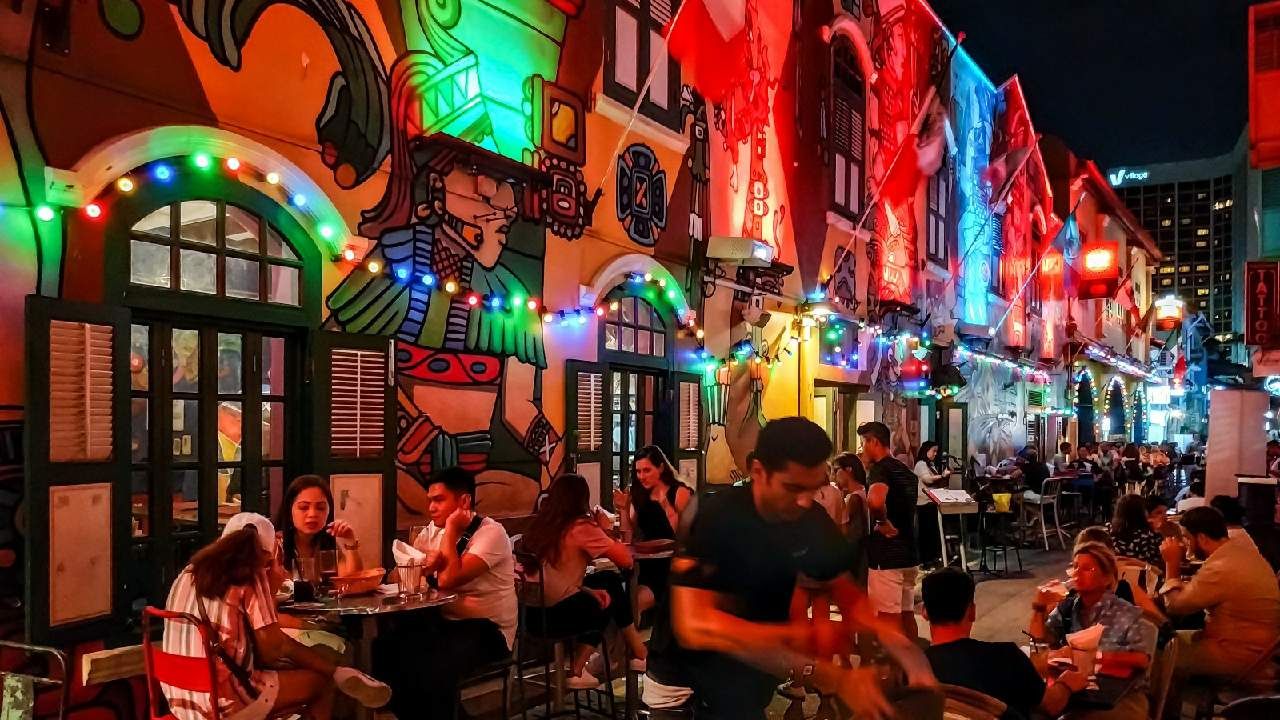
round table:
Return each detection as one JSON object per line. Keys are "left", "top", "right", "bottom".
{"left": 280, "top": 591, "right": 455, "bottom": 720}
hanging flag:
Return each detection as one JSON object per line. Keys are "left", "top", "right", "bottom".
{"left": 915, "top": 91, "right": 950, "bottom": 177}
{"left": 665, "top": 0, "right": 749, "bottom": 104}
{"left": 878, "top": 86, "right": 941, "bottom": 202}
{"left": 983, "top": 143, "right": 1035, "bottom": 212}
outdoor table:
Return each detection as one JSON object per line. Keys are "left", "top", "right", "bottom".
{"left": 1035, "top": 649, "right": 1144, "bottom": 714}
{"left": 280, "top": 590, "right": 455, "bottom": 720}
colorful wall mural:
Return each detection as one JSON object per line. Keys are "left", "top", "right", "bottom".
{"left": 0, "top": 0, "right": 1169, "bottom": 678}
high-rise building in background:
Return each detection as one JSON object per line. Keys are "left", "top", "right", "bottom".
{"left": 1108, "top": 133, "right": 1249, "bottom": 363}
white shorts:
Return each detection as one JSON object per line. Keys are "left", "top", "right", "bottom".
{"left": 867, "top": 567, "right": 919, "bottom": 615}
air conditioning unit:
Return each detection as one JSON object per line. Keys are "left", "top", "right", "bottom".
{"left": 706, "top": 235, "right": 775, "bottom": 267}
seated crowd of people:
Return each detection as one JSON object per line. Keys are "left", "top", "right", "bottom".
{"left": 157, "top": 419, "right": 1280, "bottom": 720}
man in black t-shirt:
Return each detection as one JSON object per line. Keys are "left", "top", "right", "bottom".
{"left": 859, "top": 421, "right": 922, "bottom": 638}
{"left": 922, "top": 568, "right": 1085, "bottom": 720}
{"left": 671, "top": 418, "right": 937, "bottom": 720}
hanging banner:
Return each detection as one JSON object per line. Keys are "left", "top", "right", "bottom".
{"left": 1246, "top": 261, "right": 1280, "bottom": 348}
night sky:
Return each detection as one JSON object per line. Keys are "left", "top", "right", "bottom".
{"left": 930, "top": 0, "right": 1254, "bottom": 168}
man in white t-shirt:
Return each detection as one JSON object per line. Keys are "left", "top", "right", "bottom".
{"left": 375, "top": 467, "right": 517, "bottom": 718}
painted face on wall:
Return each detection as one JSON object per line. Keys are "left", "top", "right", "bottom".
{"left": 441, "top": 168, "right": 517, "bottom": 269}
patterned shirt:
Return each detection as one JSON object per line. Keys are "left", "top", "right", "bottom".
{"left": 1046, "top": 592, "right": 1157, "bottom": 688}
{"left": 1106, "top": 523, "right": 1164, "bottom": 567}
{"left": 162, "top": 568, "right": 279, "bottom": 720}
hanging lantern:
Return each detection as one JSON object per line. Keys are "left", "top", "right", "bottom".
{"left": 1154, "top": 295, "right": 1184, "bottom": 331}
{"left": 1078, "top": 240, "right": 1120, "bottom": 299}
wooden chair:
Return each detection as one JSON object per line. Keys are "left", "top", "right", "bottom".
{"left": 939, "top": 683, "right": 1007, "bottom": 720}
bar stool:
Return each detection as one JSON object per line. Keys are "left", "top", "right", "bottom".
{"left": 1021, "top": 479, "right": 1068, "bottom": 551}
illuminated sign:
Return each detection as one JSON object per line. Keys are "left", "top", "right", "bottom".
{"left": 1107, "top": 167, "right": 1150, "bottom": 187}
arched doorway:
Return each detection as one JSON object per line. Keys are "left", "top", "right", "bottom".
{"left": 1105, "top": 378, "right": 1127, "bottom": 441}
{"left": 566, "top": 280, "right": 703, "bottom": 504}
{"left": 1076, "top": 373, "right": 1096, "bottom": 446}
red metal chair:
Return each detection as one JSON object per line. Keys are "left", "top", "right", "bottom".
{"left": 141, "top": 606, "right": 222, "bottom": 720}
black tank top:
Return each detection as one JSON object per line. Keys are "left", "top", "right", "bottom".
{"left": 634, "top": 483, "right": 685, "bottom": 540}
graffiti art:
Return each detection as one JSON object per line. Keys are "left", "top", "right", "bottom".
{"left": 328, "top": 137, "right": 558, "bottom": 518}
{"left": 173, "top": 0, "right": 391, "bottom": 188}
{"left": 615, "top": 143, "right": 669, "bottom": 247}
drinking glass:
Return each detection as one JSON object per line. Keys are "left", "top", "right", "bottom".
{"left": 318, "top": 549, "right": 338, "bottom": 595}
{"left": 410, "top": 525, "right": 429, "bottom": 550}
{"left": 397, "top": 562, "right": 424, "bottom": 600}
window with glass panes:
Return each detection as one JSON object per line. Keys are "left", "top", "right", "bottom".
{"left": 129, "top": 200, "right": 301, "bottom": 305}
{"left": 603, "top": 295, "right": 667, "bottom": 358}
{"left": 604, "top": 0, "right": 681, "bottom": 128}
{"left": 128, "top": 320, "right": 295, "bottom": 601}
{"left": 926, "top": 163, "right": 949, "bottom": 264}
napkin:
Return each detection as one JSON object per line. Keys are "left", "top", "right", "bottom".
{"left": 1066, "top": 623, "right": 1104, "bottom": 652}
{"left": 392, "top": 539, "right": 426, "bottom": 567}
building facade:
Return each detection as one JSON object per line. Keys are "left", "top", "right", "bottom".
{"left": 1108, "top": 133, "right": 1248, "bottom": 361}
{"left": 0, "top": 0, "right": 1168, "bottom": 682}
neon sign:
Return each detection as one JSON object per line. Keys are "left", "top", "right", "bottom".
{"left": 1107, "top": 167, "right": 1149, "bottom": 187}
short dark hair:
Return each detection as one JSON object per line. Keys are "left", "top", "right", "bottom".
{"left": 1189, "top": 479, "right": 1205, "bottom": 497}
{"left": 856, "top": 421, "right": 891, "bottom": 447}
{"left": 1144, "top": 496, "right": 1170, "bottom": 514}
{"left": 429, "top": 466, "right": 477, "bottom": 498}
{"left": 754, "top": 417, "right": 833, "bottom": 472}
{"left": 1181, "top": 506, "right": 1229, "bottom": 540}
{"left": 921, "top": 567, "right": 975, "bottom": 624}
{"left": 1060, "top": 442, "right": 1072, "bottom": 453}
{"left": 1208, "top": 495, "right": 1245, "bottom": 526}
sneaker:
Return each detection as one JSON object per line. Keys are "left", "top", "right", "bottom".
{"left": 565, "top": 669, "right": 601, "bottom": 690}
{"left": 333, "top": 667, "right": 392, "bottom": 708}
{"left": 628, "top": 657, "right": 647, "bottom": 673}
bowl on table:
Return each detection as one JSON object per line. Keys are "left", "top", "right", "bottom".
{"left": 331, "top": 568, "right": 385, "bottom": 596}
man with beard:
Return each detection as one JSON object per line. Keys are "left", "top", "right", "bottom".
{"left": 1159, "top": 506, "right": 1280, "bottom": 681}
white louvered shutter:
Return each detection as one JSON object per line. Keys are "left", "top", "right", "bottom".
{"left": 330, "top": 348, "right": 387, "bottom": 459}
{"left": 48, "top": 320, "right": 114, "bottom": 462}
{"left": 576, "top": 370, "right": 603, "bottom": 452}
{"left": 679, "top": 381, "right": 700, "bottom": 450}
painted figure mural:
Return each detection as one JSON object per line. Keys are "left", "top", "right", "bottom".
{"left": 329, "top": 138, "right": 559, "bottom": 520}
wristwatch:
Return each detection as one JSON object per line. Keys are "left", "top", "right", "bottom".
{"left": 342, "top": 540, "right": 360, "bottom": 551}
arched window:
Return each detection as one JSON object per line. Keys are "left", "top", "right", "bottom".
{"left": 831, "top": 38, "right": 866, "bottom": 218}
{"left": 602, "top": 295, "right": 667, "bottom": 358}
{"left": 129, "top": 200, "right": 301, "bottom": 305}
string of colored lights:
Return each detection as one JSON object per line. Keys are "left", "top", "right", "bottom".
{"left": 8, "top": 152, "right": 347, "bottom": 255}
{"left": 344, "top": 259, "right": 701, "bottom": 331}
{"left": 952, "top": 344, "right": 1051, "bottom": 384}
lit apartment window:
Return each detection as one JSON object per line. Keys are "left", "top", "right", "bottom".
{"left": 1159, "top": 266, "right": 1175, "bottom": 274}
{"left": 1161, "top": 278, "right": 1172, "bottom": 286}
{"left": 1179, "top": 265, "right": 1190, "bottom": 272}
{"left": 1196, "top": 228, "right": 1209, "bottom": 236}
{"left": 1195, "top": 264, "right": 1209, "bottom": 271}
{"left": 1195, "top": 241, "right": 1207, "bottom": 248}
{"left": 1196, "top": 288, "right": 1209, "bottom": 296}
{"left": 1160, "top": 219, "right": 1172, "bottom": 227}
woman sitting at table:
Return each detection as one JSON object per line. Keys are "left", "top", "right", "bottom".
{"left": 1106, "top": 494, "right": 1164, "bottom": 567}
{"left": 162, "top": 513, "right": 389, "bottom": 720}
{"left": 615, "top": 446, "right": 693, "bottom": 605}
{"left": 1030, "top": 542, "right": 1157, "bottom": 719}
{"left": 274, "top": 475, "right": 362, "bottom": 578}
{"left": 525, "top": 473, "right": 648, "bottom": 689}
